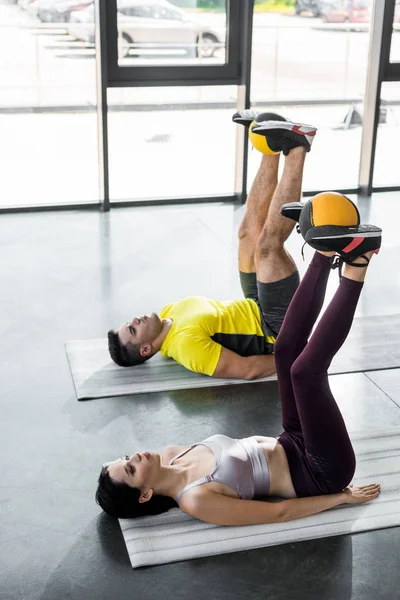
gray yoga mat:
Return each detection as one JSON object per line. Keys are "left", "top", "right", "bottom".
{"left": 66, "top": 313, "right": 400, "bottom": 400}
{"left": 118, "top": 428, "right": 400, "bottom": 568}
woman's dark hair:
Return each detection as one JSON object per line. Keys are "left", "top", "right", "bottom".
{"left": 95, "top": 467, "right": 178, "bottom": 519}
{"left": 107, "top": 329, "right": 151, "bottom": 368}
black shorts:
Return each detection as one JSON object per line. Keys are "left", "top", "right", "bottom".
{"left": 239, "top": 270, "right": 300, "bottom": 339}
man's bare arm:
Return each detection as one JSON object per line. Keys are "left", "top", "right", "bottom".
{"left": 213, "top": 347, "right": 276, "bottom": 380}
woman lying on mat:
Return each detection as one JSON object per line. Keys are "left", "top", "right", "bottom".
{"left": 96, "top": 198, "right": 382, "bottom": 526}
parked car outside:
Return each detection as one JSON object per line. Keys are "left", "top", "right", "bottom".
{"left": 294, "top": 0, "right": 321, "bottom": 17}
{"left": 318, "top": 0, "right": 371, "bottom": 23}
{"left": 68, "top": 0, "right": 225, "bottom": 59}
{"left": 38, "top": 0, "right": 93, "bottom": 23}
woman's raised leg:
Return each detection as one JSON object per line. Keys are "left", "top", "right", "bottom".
{"left": 273, "top": 251, "right": 333, "bottom": 434}
{"left": 289, "top": 254, "right": 376, "bottom": 492}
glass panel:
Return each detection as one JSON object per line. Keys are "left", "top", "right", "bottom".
{"left": 373, "top": 82, "right": 400, "bottom": 187}
{"left": 246, "top": 103, "right": 365, "bottom": 192}
{"left": 115, "top": 0, "right": 227, "bottom": 66}
{"left": 251, "top": 9, "right": 371, "bottom": 103}
{"left": 107, "top": 86, "right": 236, "bottom": 201}
{"left": 390, "top": 1, "right": 400, "bottom": 62}
{"left": 0, "top": 0, "right": 98, "bottom": 208}
{"left": 247, "top": 4, "right": 373, "bottom": 191}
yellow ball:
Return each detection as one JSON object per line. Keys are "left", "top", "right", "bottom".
{"left": 248, "top": 120, "right": 279, "bottom": 155}
{"left": 311, "top": 192, "right": 360, "bottom": 227}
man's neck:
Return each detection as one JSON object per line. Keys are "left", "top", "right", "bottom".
{"left": 151, "top": 318, "right": 173, "bottom": 353}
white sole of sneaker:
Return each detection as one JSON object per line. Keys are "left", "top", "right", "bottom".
{"left": 252, "top": 120, "right": 317, "bottom": 136}
{"left": 312, "top": 231, "right": 381, "bottom": 240}
{"left": 233, "top": 110, "right": 262, "bottom": 123}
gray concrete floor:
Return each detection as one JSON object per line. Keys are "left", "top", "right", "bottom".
{"left": 1, "top": 194, "right": 400, "bottom": 600}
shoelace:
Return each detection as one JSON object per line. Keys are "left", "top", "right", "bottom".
{"left": 331, "top": 254, "right": 370, "bottom": 279}
{"left": 331, "top": 256, "right": 344, "bottom": 279}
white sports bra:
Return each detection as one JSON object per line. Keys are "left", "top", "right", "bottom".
{"left": 169, "top": 434, "right": 271, "bottom": 502}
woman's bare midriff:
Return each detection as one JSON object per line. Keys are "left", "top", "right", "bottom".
{"left": 254, "top": 436, "right": 297, "bottom": 499}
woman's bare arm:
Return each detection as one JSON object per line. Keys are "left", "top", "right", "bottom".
{"left": 279, "top": 484, "right": 380, "bottom": 521}
{"left": 180, "top": 484, "right": 381, "bottom": 526}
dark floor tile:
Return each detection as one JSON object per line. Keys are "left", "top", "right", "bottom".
{"left": 4, "top": 526, "right": 397, "bottom": 600}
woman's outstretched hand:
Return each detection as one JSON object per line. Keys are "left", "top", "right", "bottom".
{"left": 343, "top": 483, "right": 381, "bottom": 504}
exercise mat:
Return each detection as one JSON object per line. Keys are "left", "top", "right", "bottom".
{"left": 118, "top": 428, "right": 400, "bottom": 568}
{"left": 66, "top": 313, "right": 400, "bottom": 400}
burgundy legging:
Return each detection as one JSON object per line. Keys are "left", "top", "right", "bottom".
{"left": 275, "top": 251, "right": 361, "bottom": 497}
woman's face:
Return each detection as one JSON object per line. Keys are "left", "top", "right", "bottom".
{"left": 106, "top": 452, "right": 159, "bottom": 489}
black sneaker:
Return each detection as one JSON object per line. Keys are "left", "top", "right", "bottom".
{"left": 280, "top": 202, "right": 305, "bottom": 223}
{"left": 251, "top": 120, "right": 317, "bottom": 155}
{"left": 305, "top": 224, "right": 382, "bottom": 262}
{"left": 232, "top": 110, "right": 287, "bottom": 128}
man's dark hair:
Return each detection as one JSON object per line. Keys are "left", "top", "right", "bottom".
{"left": 95, "top": 467, "right": 178, "bottom": 518}
{"left": 108, "top": 329, "right": 151, "bottom": 367}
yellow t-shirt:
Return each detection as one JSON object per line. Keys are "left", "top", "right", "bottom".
{"left": 160, "top": 296, "right": 275, "bottom": 377}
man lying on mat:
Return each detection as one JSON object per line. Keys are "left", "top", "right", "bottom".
{"left": 96, "top": 208, "right": 382, "bottom": 525}
{"left": 108, "top": 112, "right": 317, "bottom": 380}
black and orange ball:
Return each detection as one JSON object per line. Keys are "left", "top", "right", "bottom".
{"left": 299, "top": 192, "right": 360, "bottom": 239}
{"left": 248, "top": 112, "right": 286, "bottom": 155}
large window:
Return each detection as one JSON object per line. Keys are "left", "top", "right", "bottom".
{"left": 107, "top": 86, "right": 236, "bottom": 202}
{"left": 248, "top": 8, "right": 373, "bottom": 192}
{"left": 246, "top": 103, "right": 366, "bottom": 193}
{"left": 0, "top": 0, "right": 98, "bottom": 208}
{"left": 373, "top": 81, "right": 400, "bottom": 188}
{"left": 105, "top": 0, "right": 241, "bottom": 86}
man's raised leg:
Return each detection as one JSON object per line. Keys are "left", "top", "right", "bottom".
{"left": 238, "top": 153, "right": 280, "bottom": 275}
{"left": 235, "top": 112, "right": 316, "bottom": 312}
{"left": 255, "top": 147, "right": 306, "bottom": 283}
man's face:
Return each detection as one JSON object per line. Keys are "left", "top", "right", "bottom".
{"left": 118, "top": 313, "right": 162, "bottom": 352}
